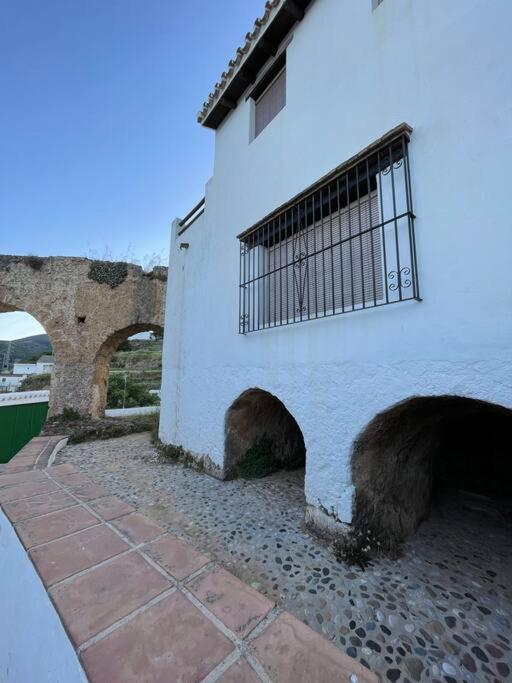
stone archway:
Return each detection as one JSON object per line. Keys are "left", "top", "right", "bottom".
{"left": 350, "top": 395, "right": 512, "bottom": 545}
{"left": 91, "top": 323, "right": 164, "bottom": 417}
{"left": 224, "top": 387, "right": 306, "bottom": 479}
{"left": 0, "top": 255, "right": 166, "bottom": 417}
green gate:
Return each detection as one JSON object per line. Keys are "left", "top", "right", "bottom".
{"left": 0, "top": 400, "right": 49, "bottom": 464}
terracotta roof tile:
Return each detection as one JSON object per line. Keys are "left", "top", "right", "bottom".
{"left": 197, "top": 0, "right": 283, "bottom": 124}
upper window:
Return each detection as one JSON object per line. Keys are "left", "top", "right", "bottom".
{"left": 251, "top": 53, "right": 287, "bottom": 138}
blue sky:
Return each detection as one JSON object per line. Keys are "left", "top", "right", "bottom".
{"left": 0, "top": 0, "right": 263, "bottom": 338}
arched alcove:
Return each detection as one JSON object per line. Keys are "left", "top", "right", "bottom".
{"left": 224, "top": 387, "right": 306, "bottom": 479}
{"left": 351, "top": 395, "right": 512, "bottom": 546}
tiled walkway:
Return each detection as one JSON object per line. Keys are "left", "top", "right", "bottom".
{"left": 0, "top": 438, "right": 376, "bottom": 683}
{"left": 54, "top": 433, "right": 512, "bottom": 683}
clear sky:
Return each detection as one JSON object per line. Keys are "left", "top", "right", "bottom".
{"left": 0, "top": 0, "right": 264, "bottom": 339}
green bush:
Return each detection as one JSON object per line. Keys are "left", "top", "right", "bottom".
{"left": 88, "top": 260, "right": 128, "bottom": 288}
{"left": 61, "top": 407, "right": 82, "bottom": 421}
{"left": 19, "top": 373, "right": 52, "bottom": 391}
{"left": 107, "top": 373, "right": 159, "bottom": 409}
{"left": 116, "top": 339, "right": 131, "bottom": 352}
{"left": 238, "top": 437, "right": 278, "bottom": 479}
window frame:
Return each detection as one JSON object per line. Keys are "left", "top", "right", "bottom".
{"left": 250, "top": 52, "right": 287, "bottom": 139}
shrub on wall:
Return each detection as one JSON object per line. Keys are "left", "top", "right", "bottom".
{"left": 23, "top": 255, "right": 45, "bottom": 271}
{"left": 88, "top": 260, "right": 128, "bottom": 288}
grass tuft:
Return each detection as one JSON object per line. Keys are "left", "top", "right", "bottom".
{"left": 238, "top": 437, "right": 278, "bottom": 479}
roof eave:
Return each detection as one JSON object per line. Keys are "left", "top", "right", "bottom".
{"left": 198, "top": 0, "right": 314, "bottom": 130}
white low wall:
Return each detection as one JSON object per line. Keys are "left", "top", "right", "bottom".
{"left": 0, "top": 390, "right": 49, "bottom": 407}
{"left": 0, "top": 508, "right": 86, "bottom": 683}
{"left": 105, "top": 405, "right": 160, "bottom": 417}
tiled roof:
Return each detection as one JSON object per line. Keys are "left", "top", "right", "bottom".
{"left": 197, "top": 0, "right": 283, "bottom": 125}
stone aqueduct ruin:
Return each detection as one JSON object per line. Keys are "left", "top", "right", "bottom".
{"left": 0, "top": 255, "right": 166, "bottom": 417}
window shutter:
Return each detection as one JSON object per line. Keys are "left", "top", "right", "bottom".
{"left": 255, "top": 69, "right": 286, "bottom": 137}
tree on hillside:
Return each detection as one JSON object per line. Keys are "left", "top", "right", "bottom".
{"left": 107, "top": 373, "right": 159, "bottom": 409}
{"left": 116, "top": 339, "right": 131, "bottom": 352}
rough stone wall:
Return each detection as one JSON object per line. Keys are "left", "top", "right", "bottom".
{"left": 0, "top": 255, "right": 166, "bottom": 417}
{"left": 224, "top": 388, "right": 306, "bottom": 478}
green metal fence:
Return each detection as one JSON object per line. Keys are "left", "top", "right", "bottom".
{"left": 0, "top": 400, "right": 49, "bottom": 463}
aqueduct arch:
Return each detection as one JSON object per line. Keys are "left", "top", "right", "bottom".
{"left": 0, "top": 255, "right": 166, "bottom": 418}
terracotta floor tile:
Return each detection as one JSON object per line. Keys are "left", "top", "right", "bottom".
{"left": 88, "top": 495, "right": 134, "bottom": 521}
{"left": 65, "top": 481, "right": 110, "bottom": 502}
{"left": 0, "top": 469, "right": 48, "bottom": 489}
{"left": 252, "top": 612, "right": 378, "bottom": 683}
{"left": 111, "top": 512, "right": 164, "bottom": 544}
{"left": 30, "top": 524, "right": 129, "bottom": 586}
{"left": 144, "top": 533, "right": 209, "bottom": 580}
{"left": 219, "top": 657, "right": 261, "bottom": 682}
{"left": 187, "top": 566, "right": 273, "bottom": 638}
{"left": 0, "top": 480, "right": 59, "bottom": 503}
{"left": 81, "top": 591, "right": 234, "bottom": 683}
{"left": 3, "top": 464, "right": 32, "bottom": 474}
{"left": 10, "top": 451, "right": 38, "bottom": 461}
{"left": 48, "top": 463, "right": 78, "bottom": 476}
{"left": 52, "top": 471, "right": 92, "bottom": 486}
{"left": 15, "top": 505, "right": 98, "bottom": 548}
{"left": 2, "top": 490, "right": 76, "bottom": 523}
{"left": 50, "top": 552, "right": 172, "bottom": 646}
{"left": 7, "top": 456, "right": 38, "bottom": 467}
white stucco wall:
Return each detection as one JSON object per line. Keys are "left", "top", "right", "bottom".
{"left": 0, "top": 509, "right": 86, "bottom": 683}
{"left": 13, "top": 363, "right": 37, "bottom": 375}
{"left": 0, "top": 374, "right": 25, "bottom": 390}
{"left": 160, "top": 0, "right": 512, "bottom": 526}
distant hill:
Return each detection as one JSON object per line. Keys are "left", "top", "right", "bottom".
{"left": 0, "top": 334, "right": 52, "bottom": 366}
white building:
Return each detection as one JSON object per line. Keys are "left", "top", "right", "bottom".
{"left": 13, "top": 355, "right": 54, "bottom": 377}
{"left": 160, "top": 0, "right": 512, "bottom": 542}
{"left": 0, "top": 374, "right": 26, "bottom": 393}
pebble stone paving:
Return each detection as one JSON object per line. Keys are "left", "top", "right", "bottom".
{"left": 56, "top": 433, "right": 512, "bottom": 683}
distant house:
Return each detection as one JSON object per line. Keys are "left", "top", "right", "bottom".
{"left": 0, "top": 374, "right": 26, "bottom": 393}
{"left": 13, "top": 355, "right": 55, "bottom": 376}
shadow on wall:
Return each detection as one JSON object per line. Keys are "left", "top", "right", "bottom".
{"left": 351, "top": 395, "right": 512, "bottom": 546}
{"left": 224, "top": 388, "right": 306, "bottom": 479}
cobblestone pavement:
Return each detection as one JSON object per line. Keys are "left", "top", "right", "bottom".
{"left": 57, "top": 433, "right": 512, "bottom": 683}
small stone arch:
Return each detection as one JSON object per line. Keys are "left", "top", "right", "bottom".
{"left": 350, "top": 395, "right": 512, "bottom": 545}
{"left": 91, "top": 323, "right": 164, "bottom": 418}
{"left": 224, "top": 387, "right": 306, "bottom": 479}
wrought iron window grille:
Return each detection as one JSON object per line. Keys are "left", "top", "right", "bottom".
{"left": 238, "top": 128, "right": 419, "bottom": 334}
